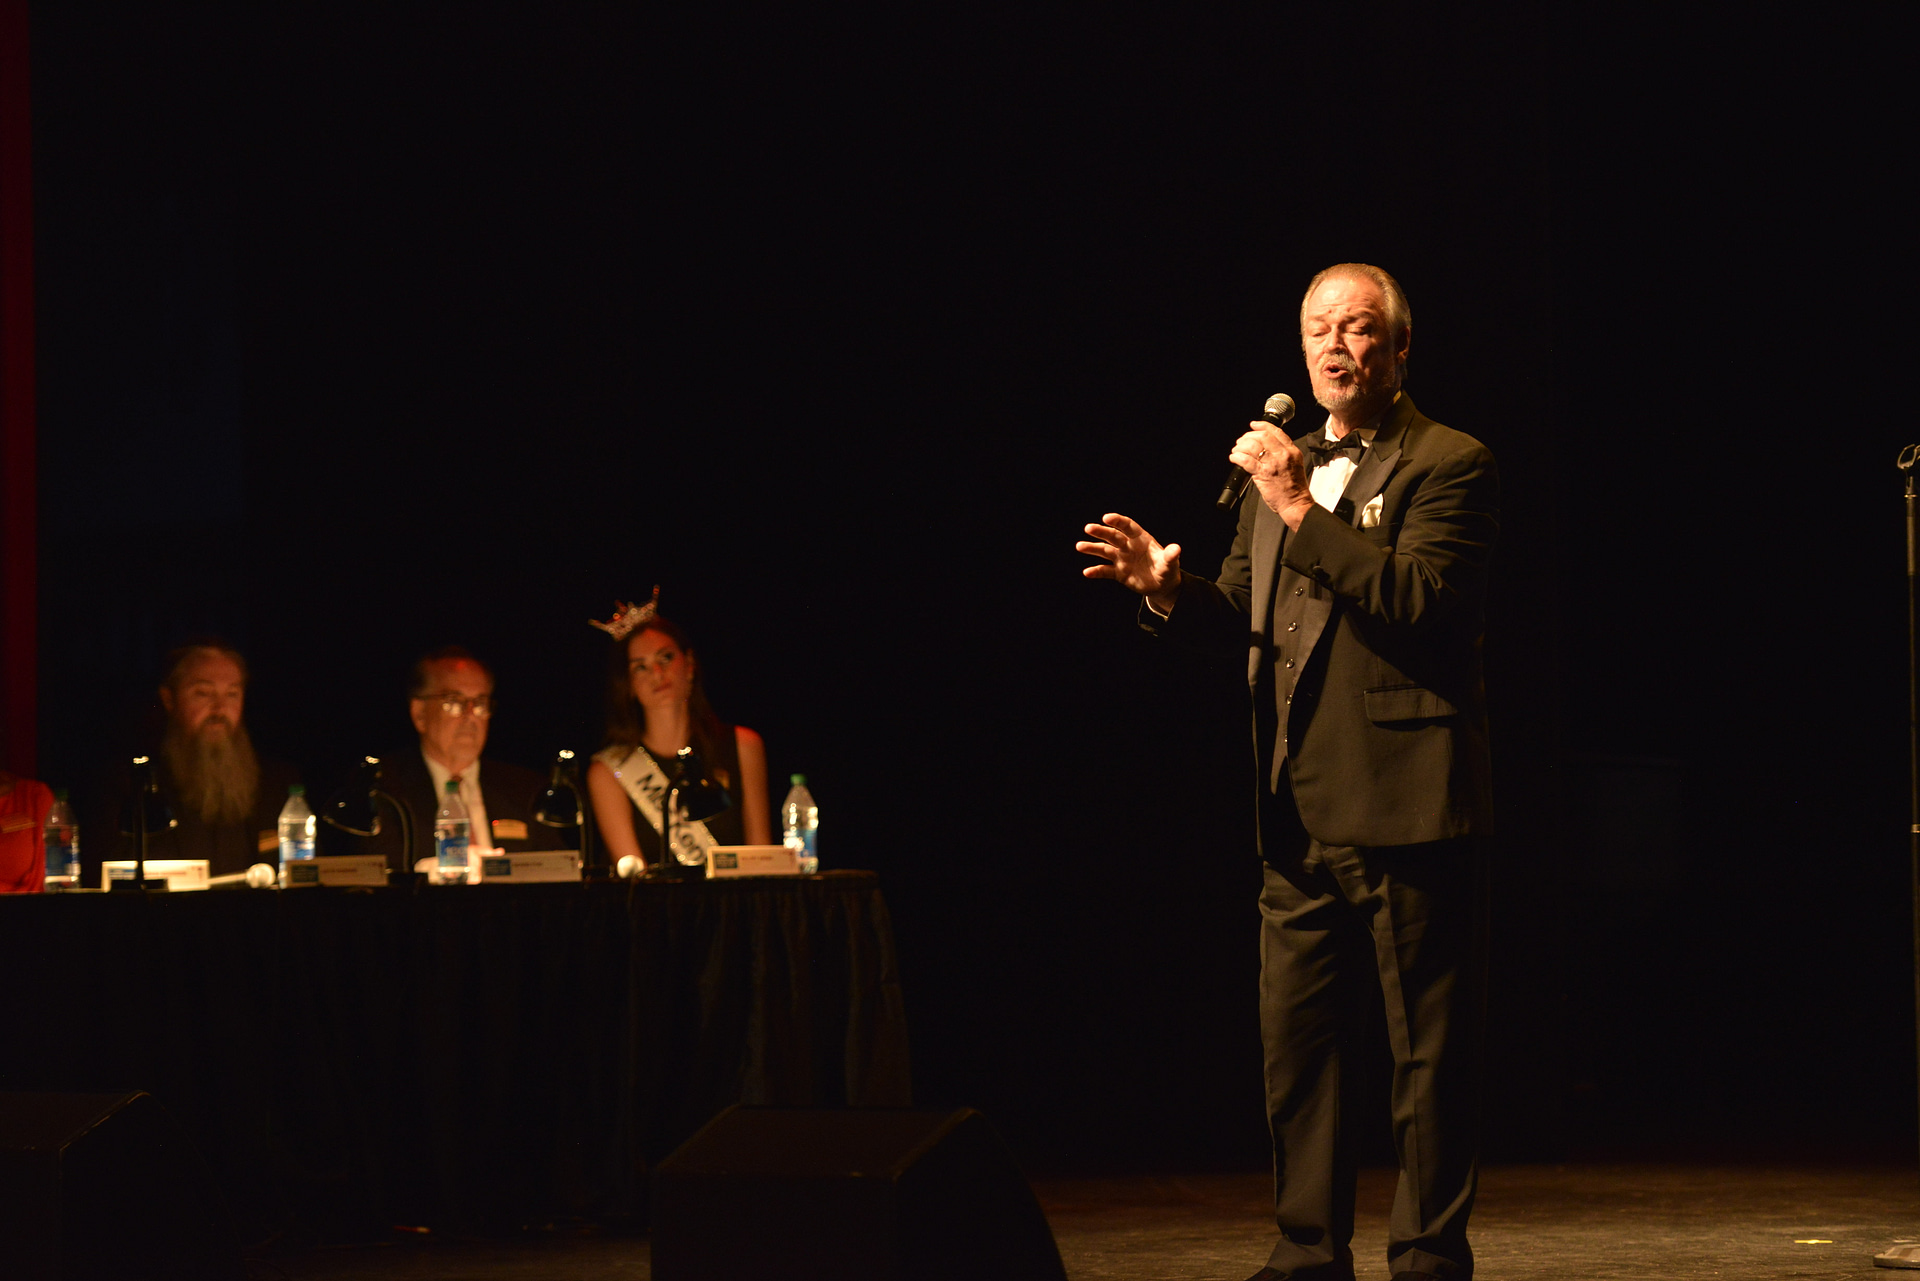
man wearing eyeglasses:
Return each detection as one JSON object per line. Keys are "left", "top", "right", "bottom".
{"left": 357, "top": 646, "right": 567, "bottom": 875}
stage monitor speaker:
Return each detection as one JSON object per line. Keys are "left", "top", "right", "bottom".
{"left": 0, "top": 1090, "right": 244, "bottom": 1281}
{"left": 652, "top": 1105, "right": 1067, "bottom": 1281}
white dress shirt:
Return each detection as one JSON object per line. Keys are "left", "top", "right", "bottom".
{"left": 423, "top": 751, "right": 493, "bottom": 854}
{"left": 1308, "top": 390, "right": 1399, "bottom": 528}
{"left": 1307, "top": 419, "right": 1373, "bottom": 513}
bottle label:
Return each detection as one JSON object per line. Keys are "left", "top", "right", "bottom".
{"left": 437, "top": 824, "right": 470, "bottom": 882}
{"left": 45, "top": 828, "right": 76, "bottom": 880}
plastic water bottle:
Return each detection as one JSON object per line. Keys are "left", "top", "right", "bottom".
{"left": 782, "top": 774, "right": 819, "bottom": 875}
{"left": 43, "top": 789, "right": 79, "bottom": 888}
{"left": 434, "top": 779, "right": 470, "bottom": 885}
{"left": 278, "top": 784, "right": 316, "bottom": 883}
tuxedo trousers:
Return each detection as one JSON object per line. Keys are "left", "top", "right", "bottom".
{"left": 1256, "top": 780, "right": 1489, "bottom": 1280}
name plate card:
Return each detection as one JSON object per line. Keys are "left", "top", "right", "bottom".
{"left": 478, "top": 850, "right": 582, "bottom": 883}
{"left": 319, "top": 854, "right": 388, "bottom": 886}
{"left": 279, "top": 855, "right": 389, "bottom": 888}
{"left": 101, "top": 860, "right": 210, "bottom": 892}
{"left": 706, "top": 845, "right": 799, "bottom": 878}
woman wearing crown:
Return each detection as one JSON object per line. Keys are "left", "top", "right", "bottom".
{"left": 586, "top": 592, "right": 772, "bottom": 870}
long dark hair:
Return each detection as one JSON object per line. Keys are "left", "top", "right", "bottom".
{"left": 602, "top": 616, "right": 729, "bottom": 766}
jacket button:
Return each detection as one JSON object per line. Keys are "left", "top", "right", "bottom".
{"left": 1287, "top": 622, "right": 1298, "bottom": 631}
{"left": 1284, "top": 659, "right": 1294, "bottom": 668}
{"left": 1293, "top": 586, "right": 1305, "bottom": 596}
{"left": 1285, "top": 694, "right": 1292, "bottom": 704}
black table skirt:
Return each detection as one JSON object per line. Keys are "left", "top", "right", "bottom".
{"left": 0, "top": 872, "right": 911, "bottom": 1232}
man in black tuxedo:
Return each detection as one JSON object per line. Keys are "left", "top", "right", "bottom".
{"left": 1077, "top": 264, "right": 1497, "bottom": 1281}
{"left": 356, "top": 647, "right": 566, "bottom": 874}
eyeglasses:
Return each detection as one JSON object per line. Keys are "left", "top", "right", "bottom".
{"left": 425, "top": 694, "right": 494, "bottom": 718}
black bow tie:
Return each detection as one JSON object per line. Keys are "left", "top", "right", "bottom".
{"left": 1305, "top": 433, "right": 1367, "bottom": 466}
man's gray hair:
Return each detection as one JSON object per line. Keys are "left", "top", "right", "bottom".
{"left": 161, "top": 639, "right": 249, "bottom": 691}
{"left": 1299, "top": 262, "right": 1413, "bottom": 358}
{"left": 409, "top": 645, "right": 495, "bottom": 699}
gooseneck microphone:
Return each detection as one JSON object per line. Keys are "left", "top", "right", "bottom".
{"left": 1216, "top": 393, "right": 1297, "bottom": 510}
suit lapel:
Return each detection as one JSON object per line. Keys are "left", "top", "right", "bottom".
{"left": 1334, "top": 393, "right": 1416, "bottom": 524}
{"left": 1335, "top": 442, "right": 1399, "bottom": 524}
{"left": 1250, "top": 400, "right": 1416, "bottom": 685}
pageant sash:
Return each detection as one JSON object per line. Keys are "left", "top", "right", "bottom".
{"left": 593, "top": 745, "right": 716, "bottom": 867}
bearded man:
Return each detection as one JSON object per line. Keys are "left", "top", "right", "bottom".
{"left": 1077, "top": 264, "right": 1497, "bottom": 1281}
{"left": 89, "top": 642, "right": 301, "bottom": 881}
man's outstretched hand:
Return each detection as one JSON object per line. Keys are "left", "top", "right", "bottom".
{"left": 1076, "top": 513, "right": 1182, "bottom": 614}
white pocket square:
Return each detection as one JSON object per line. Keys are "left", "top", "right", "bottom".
{"left": 1360, "top": 494, "right": 1384, "bottom": 529}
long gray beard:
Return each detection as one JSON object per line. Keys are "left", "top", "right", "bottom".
{"left": 163, "top": 720, "right": 260, "bottom": 826}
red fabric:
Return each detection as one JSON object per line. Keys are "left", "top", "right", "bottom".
{"left": 0, "top": 774, "right": 51, "bottom": 892}
{"left": 0, "top": 0, "right": 36, "bottom": 776}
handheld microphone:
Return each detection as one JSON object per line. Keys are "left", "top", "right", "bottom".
{"left": 1216, "top": 393, "right": 1296, "bottom": 510}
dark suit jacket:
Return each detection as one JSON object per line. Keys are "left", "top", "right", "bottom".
{"left": 1143, "top": 393, "right": 1498, "bottom": 848}
{"left": 85, "top": 756, "right": 303, "bottom": 882}
{"left": 344, "top": 749, "right": 569, "bottom": 871}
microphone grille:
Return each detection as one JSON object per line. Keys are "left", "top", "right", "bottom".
{"left": 1263, "top": 393, "right": 1296, "bottom": 424}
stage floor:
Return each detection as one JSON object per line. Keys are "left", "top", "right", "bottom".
{"left": 1041, "top": 1164, "right": 1920, "bottom": 1280}
{"left": 263, "top": 1163, "right": 1920, "bottom": 1280}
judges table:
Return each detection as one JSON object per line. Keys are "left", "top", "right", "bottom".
{"left": 0, "top": 872, "right": 911, "bottom": 1234}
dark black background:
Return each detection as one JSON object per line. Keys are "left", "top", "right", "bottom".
{"left": 29, "top": 4, "right": 1913, "bottom": 1170}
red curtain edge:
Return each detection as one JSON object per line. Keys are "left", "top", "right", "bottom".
{"left": 0, "top": 0, "right": 37, "bottom": 778}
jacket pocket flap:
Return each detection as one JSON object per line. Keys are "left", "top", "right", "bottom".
{"left": 1364, "top": 684, "right": 1456, "bottom": 722}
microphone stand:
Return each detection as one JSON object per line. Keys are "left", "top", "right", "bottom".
{"left": 1878, "top": 446, "right": 1920, "bottom": 1271}
{"left": 116, "top": 754, "right": 159, "bottom": 893}
{"left": 577, "top": 779, "right": 599, "bottom": 878}
{"left": 644, "top": 747, "right": 727, "bottom": 881}
{"left": 112, "top": 755, "right": 173, "bottom": 892}
{"left": 533, "top": 750, "right": 603, "bottom": 880}
{"left": 318, "top": 756, "right": 418, "bottom": 885}
{"left": 651, "top": 775, "right": 690, "bottom": 881}
{"left": 372, "top": 787, "right": 415, "bottom": 878}
{"left": 634, "top": 744, "right": 690, "bottom": 880}
{"left": 134, "top": 756, "right": 150, "bottom": 891}
{"left": 1907, "top": 446, "right": 1919, "bottom": 1174}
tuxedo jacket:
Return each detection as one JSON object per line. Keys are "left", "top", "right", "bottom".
{"left": 344, "top": 749, "right": 568, "bottom": 870}
{"left": 1144, "top": 393, "right": 1499, "bottom": 848}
